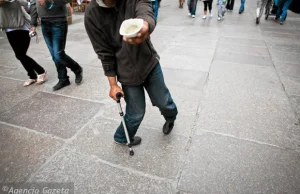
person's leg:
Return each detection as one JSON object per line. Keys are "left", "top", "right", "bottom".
{"left": 152, "top": 0, "right": 159, "bottom": 20}
{"left": 280, "top": 0, "right": 293, "bottom": 22}
{"left": 229, "top": 0, "right": 234, "bottom": 11}
{"left": 226, "top": 0, "right": 230, "bottom": 9}
{"left": 144, "top": 64, "right": 178, "bottom": 126}
{"left": 275, "top": 0, "right": 285, "bottom": 20}
{"left": 203, "top": 1, "right": 208, "bottom": 18}
{"left": 218, "top": 0, "right": 223, "bottom": 18}
{"left": 6, "top": 30, "right": 40, "bottom": 80}
{"left": 190, "top": 0, "right": 197, "bottom": 16}
{"left": 239, "top": 0, "right": 245, "bottom": 13}
{"left": 208, "top": 0, "right": 213, "bottom": 13}
{"left": 114, "top": 85, "right": 146, "bottom": 143}
{"left": 51, "top": 21, "right": 81, "bottom": 78}
{"left": 42, "top": 21, "right": 68, "bottom": 80}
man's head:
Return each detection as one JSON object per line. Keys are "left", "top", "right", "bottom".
{"left": 103, "top": 0, "right": 117, "bottom": 7}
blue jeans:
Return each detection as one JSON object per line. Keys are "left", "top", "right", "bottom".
{"left": 276, "top": 0, "right": 293, "bottom": 22}
{"left": 114, "top": 63, "right": 178, "bottom": 142}
{"left": 41, "top": 21, "right": 81, "bottom": 81}
{"left": 239, "top": 0, "right": 246, "bottom": 12}
{"left": 151, "top": 0, "right": 159, "bottom": 20}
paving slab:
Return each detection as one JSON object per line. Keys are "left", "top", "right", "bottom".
{"left": 218, "top": 36, "right": 266, "bottom": 47}
{"left": 195, "top": 84, "right": 300, "bottom": 151}
{"left": 0, "top": 123, "right": 64, "bottom": 183}
{"left": 280, "top": 76, "right": 300, "bottom": 96}
{"left": 216, "top": 43, "right": 270, "bottom": 56}
{"left": 266, "top": 40, "right": 300, "bottom": 53}
{"left": 44, "top": 67, "right": 109, "bottom": 102}
{"left": 289, "top": 95, "right": 300, "bottom": 120}
{"left": 269, "top": 49, "right": 300, "bottom": 65}
{"left": 178, "top": 133, "right": 300, "bottom": 194}
{"left": 163, "top": 67, "right": 208, "bottom": 90}
{"left": 160, "top": 53, "right": 212, "bottom": 72}
{"left": 208, "top": 61, "right": 283, "bottom": 91}
{"left": 0, "top": 92, "right": 102, "bottom": 139}
{"left": 66, "top": 118, "right": 188, "bottom": 179}
{"left": 31, "top": 149, "right": 171, "bottom": 194}
{"left": 274, "top": 61, "right": 300, "bottom": 78}
{"left": 0, "top": 78, "right": 42, "bottom": 113}
{"left": 213, "top": 52, "right": 273, "bottom": 67}
{"left": 0, "top": 66, "right": 16, "bottom": 75}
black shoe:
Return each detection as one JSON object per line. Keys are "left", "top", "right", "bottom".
{"left": 163, "top": 121, "right": 175, "bottom": 135}
{"left": 114, "top": 136, "right": 142, "bottom": 146}
{"left": 74, "top": 67, "right": 83, "bottom": 84}
{"left": 53, "top": 79, "right": 70, "bottom": 91}
{"left": 256, "top": 17, "right": 260, "bottom": 24}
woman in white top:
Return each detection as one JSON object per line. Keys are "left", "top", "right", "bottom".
{"left": 0, "top": 0, "right": 46, "bottom": 86}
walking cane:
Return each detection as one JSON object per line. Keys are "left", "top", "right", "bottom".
{"left": 116, "top": 92, "right": 134, "bottom": 156}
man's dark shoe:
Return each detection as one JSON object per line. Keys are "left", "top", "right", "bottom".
{"left": 163, "top": 121, "right": 175, "bottom": 135}
{"left": 114, "top": 136, "right": 142, "bottom": 146}
{"left": 53, "top": 79, "right": 70, "bottom": 91}
{"left": 74, "top": 67, "right": 83, "bottom": 84}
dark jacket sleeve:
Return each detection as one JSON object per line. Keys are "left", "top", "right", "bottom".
{"left": 30, "top": 0, "right": 38, "bottom": 27}
{"left": 84, "top": 11, "right": 116, "bottom": 77}
{"left": 48, "top": 0, "right": 72, "bottom": 6}
{"left": 135, "top": 0, "right": 156, "bottom": 34}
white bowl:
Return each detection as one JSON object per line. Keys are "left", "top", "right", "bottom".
{"left": 119, "top": 19, "right": 144, "bottom": 38}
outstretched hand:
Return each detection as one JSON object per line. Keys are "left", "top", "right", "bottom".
{"left": 123, "top": 21, "right": 150, "bottom": 45}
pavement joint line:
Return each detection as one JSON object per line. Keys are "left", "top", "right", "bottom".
{"left": 268, "top": 49, "right": 300, "bottom": 55}
{"left": 0, "top": 121, "right": 66, "bottom": 142}
{"left": 263, "top": 34, "right": 300, "bottom": 124}
{"left": 42, "top": 90, "right": 104, "bottom": 104}
{"left": 67, "top": 148, "right": 174, "bottom": 183}
{"left": 216, "top": 50, "right": 270, "bottom": 57}
{"left": 27, "top": 105, "right": 102, "bottom": 182}
{"left": 174, "top": 38, "right": 216, "bottom": 191}
{"left": 0, "top": 64, "right": 18, "bottom": 68}
{"left": 0, "top": 75, "right": 25, "bottom": 82}
{"left": 211, "top": 59, "right": 274, "bottom": 68}
{"left": 202, "top": 130, "right": 298, "bottom": 151}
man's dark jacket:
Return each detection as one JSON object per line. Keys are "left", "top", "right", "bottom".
{"left": 84, "top": 0, "right": 159, "bottom": 86}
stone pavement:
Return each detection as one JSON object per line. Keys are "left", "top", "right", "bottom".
{"left": 0, "top": 0, "right": 300, "bottom": 193}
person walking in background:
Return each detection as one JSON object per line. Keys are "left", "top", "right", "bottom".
{"left": 274, "top": 0, "right": 294, "bottom": 25}
{"left": 218, "top": 0, "right": 227, "bottom": 20}
{"left": 151, "top": 0, "right": 159, "bottom": 20}
{"left": 239, "top": 0, "right": 246, "bottom": 14}
{"left": 256, "top": 0, "right": 271, "bottom": 24}
{"left": 179, "top": 0, "right": 185, "bottom": 8}
{"left": 0, "top": 0, "right": 47, "bottom": 87}
{"left": 202, "top": 0, "right": 213, "bottom": 19}
{"left": 30, "top": 0, "right": 83, "bottom": 91}
{"left": 226, "top": 0, "right": 234, "bottom": 11}
{"left": 187, "top": 0, "right": 198, "bottom": 18}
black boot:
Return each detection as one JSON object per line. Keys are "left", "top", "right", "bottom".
{"left": 163, "top": 121, "right": 175, "bottom": 135}
{"left": 114, "top": 136, "right": 142, "bottom": 146}
{"left": 53, "top": 79, "right": 70, "bottom": 91}
{"left": 74, "top": 67, "right": 83, "bottom": 84}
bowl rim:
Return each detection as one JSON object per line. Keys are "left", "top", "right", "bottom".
{"left": 119, "top": 18, "right": 144, "bottom": 36}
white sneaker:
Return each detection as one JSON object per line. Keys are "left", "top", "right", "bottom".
{"left": 192, "top": 15, "right": 195, "bottom": 18}
{"left": 217, "top": 17, "right": 222, "bottom": 21}
{"left": 210, "top": 12, "right": 213, "bottom": 18}
{"left": 202, "top": 15, "right": 207, "bottom": 19}
{"left": 188, "top": 13, "right": 191, "bottom": 16}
